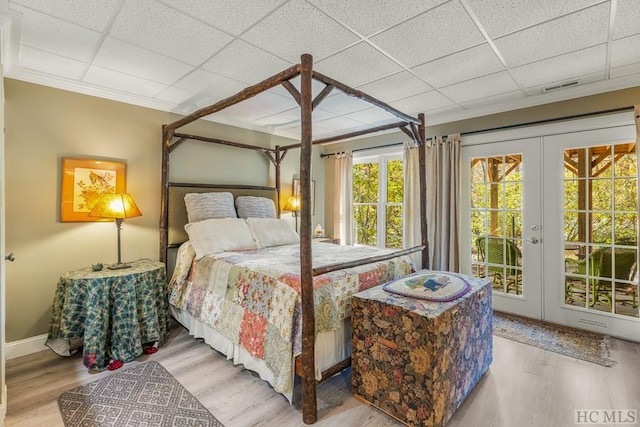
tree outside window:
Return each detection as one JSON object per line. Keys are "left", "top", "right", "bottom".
{"left": 353, "top": 152, "right": 403, "bottom": 249}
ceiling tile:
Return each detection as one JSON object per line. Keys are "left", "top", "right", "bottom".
{"left": 316, "top": 92, "right": 372, "bottom": 115}
{"left": 202, "top": 40, "right": 293, "bottom": 85}
{"left": 343, "top": 107, "right": 399, "bottom": 125}
{"left": 93, "top": 37, "right": 194, "bottom": 85}
{"left": 83, "top": 65, "right": 167, "bottom": 97}
{"left": 390, "top": 90, "right": 454, "bottom": 116}
{"left": 11, "top": 4, "right": 101, "bottom": 62}
{"left": 110, "top": 0, "right": 234, "bottom": 66}
{"left": 465, "top": 0, "right": 600, "bottom": 38}
{"left": 240, "top": 0, "right": 360, "bottom": 63}
{"left": 370, "top": 1, "right": 485, "bottom": 68}
{"left": 173, "top": 69, "right": 246, "bottom": 99}
{"left": 9, "top": 0, "right": 120, "bottom": 30}
{"left": 315, "top": 42, "right": 403, "bottom": 87}
{"left": 18, "top": 46, "right": 87, "bottom": 79}
{"left": 494, "top": 3, "right": 609, "bottom": 67}
{"left": 315, "top": 115, "right": 368, "bottom": 131}
{"left": 411, "top": 43, "right": 504, "bottom": 88}
{"left": 439, "top": 71, "right": 519, "bottom": 103}
{"left": 611, "top": 34, "right": 640, "bottom": 68}
{"left": 307, "top": 0, "right": 447, "bottom": 36}
{"left": 255, "top": 107, "right": 337, "bottom": 127}
{"left": 510, "top": 44, "right": 606, "bottom": 89}
{"left": 216, "top": 91, "right": 299, "bottom": 122}
{"left": 610, "top": 61, "right": 640, "bottom": 79}
{"left": 458, "top": 89, "right": 523, "bottom": 109}
{"left": 355, "top": 71, "right": 432, "bottom": 102}
{"left": 614, "top": 0, "right": 640, "bottom": 40}
{"left": 154, "top": 86, "right": 195, "bottom": 105}
{"left": 158, "top": 0, "right": 287, "bottom": 36}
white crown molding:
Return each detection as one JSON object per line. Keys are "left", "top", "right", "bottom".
{"left": 425, "top": 74, "right": 640, "bottom": 127}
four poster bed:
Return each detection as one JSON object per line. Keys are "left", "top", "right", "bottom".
{"left": 160, "top": 54, "right": 428, "bottom": 424}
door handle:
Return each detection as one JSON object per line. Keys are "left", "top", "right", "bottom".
{"left": 525, "top": 237, "right": 539, "bottom": 244}
{"left": 5, "top": 253, "right": 15, "bottom": 262}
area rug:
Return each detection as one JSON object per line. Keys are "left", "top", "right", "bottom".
{"left": 492, "top": 311, "right": 616, "bottom": 367}
{"left": 58, "top": 361, "right": 225, "bottom": 426}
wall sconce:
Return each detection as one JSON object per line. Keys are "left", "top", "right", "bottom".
{"left": 285, "top": 195, "right": 301, "bottom": 232}
{"left": 89, "top": 193, "right": 142, "bottom": 269}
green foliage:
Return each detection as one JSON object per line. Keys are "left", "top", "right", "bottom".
{"left": 353, "top": 159, "right": 404, "bottom": 248}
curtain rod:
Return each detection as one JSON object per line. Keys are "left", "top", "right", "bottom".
{"left": 319, "top": 141, "right": 406, "bottom": 158}
{"left": 320, "top": 105, "right": 634, "bottom": 159}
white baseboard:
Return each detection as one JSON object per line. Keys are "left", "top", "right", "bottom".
{"left": 5, "top": 334, "right": 48, "bottom": 360}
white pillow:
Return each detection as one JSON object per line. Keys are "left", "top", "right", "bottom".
{"left": 246, "top": 218, "right": 299, "bottom": 248}
{"left": 235, "top": 196, "right": 276, "bottom": 219}
{"left": 184, "top": 192, "right": 237, "bottom": 223}
{"left": 185, "top": 218, "right": 257, "bottom": 259}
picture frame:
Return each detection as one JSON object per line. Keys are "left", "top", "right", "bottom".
{"left": 60, "top": 157, "right": 126, "bottom": 222}
{"left": 293, "top": 178, "right": 315, "bottom": 215}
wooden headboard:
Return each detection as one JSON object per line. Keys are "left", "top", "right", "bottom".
{"left": 167, "top": 183, "right": 279, "bottom": 247}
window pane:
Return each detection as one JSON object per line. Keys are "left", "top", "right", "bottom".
{"left": 354, "top": 205, "right": 377, "bottom": 246}
{"left": 564, "top": 212, "right": 580, "bottom": 242}
{"left": 564, "top": 180, "right": 580, "bottom": 210}
{"left": 385, "top": 206, "right": 402, "bottom": 249}
{"left": 471, "top": 210, "right": 487, "bottom": 237}
{"left": 387, "top": 160, "right": 403, "bottom": 203}
{"left": 614, "top": 213, "right": 637, "bottom": 244}
{"left": 591, "top": 179, "right": 612, "bottom": 211}
{"left": 487, "top": 157, "right": 503, "bottom": 183}
{"left": 590, "top": 145, "right": 612, "bottom": 178}
{"left": 504, "top": 154, "right": 522, "bottom": 182}
{"left": 614, "top": 145, "right": 636, "bottom": 177}
{"left": 353, "top": 163, "right": 378, "bottom": 203}
{"left": 471, "top": 158, "right": 487, "bottom": 183}
{"left": 471, "top": 184, "right": 487, "bottom": 208}
{"left": 614, "top": 178, "right": 637, "bottom": 211}
{"left": 591, "top": 213, "right": 612, "bottom": 244}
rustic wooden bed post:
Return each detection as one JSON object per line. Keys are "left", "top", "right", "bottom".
{"left": 299, "top": 53, "right": 317, "bottom": 424}
{"left": 418, "top": 113, "right": 429, "bottom": 269}
{"left": 160, "top": 124, "right": 174, "bottom": 264}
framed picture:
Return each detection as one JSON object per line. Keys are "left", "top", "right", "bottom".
{"left": 60, "top": 157, "right": 126, "bottom": 222}
{"left": 293, "top": 178, "right": 315, "bottom": 215}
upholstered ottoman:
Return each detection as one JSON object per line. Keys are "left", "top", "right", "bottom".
{"left": 351, "top": 271, "right": 492, "bottom": 427}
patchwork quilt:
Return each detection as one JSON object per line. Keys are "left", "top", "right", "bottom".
{"left": 168, "top": 241, "right": 414, "bottom": 396}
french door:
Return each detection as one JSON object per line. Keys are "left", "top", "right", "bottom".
{"left": 461, "top": 138, "right": 543, "bottom": 319}
{"left": 461, "top": 117, "right": 640, "bottom": 342}
{"left": 543, "top": 126, "right": 639, "bottom": 341}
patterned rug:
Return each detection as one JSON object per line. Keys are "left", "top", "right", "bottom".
{"left": 58, "top": 361, "right": 225, "bottom": 426}
{"left": 493, "top": 311, "right": 616, "bottom": 367}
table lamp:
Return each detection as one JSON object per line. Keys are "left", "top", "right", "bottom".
{"left": 89, "top": 193, "right": 142, "bottom": 269}
{"left": 285, "top": 195, "right": 301, "bottom": 232}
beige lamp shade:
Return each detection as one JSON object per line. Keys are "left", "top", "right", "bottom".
{"left": 89, "top": 193, "right": 142, "bottom": 219}
{"left": 284, "top": 195, "right": 301, "bottom": 212}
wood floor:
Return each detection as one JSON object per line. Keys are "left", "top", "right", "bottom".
{"left": 6, "top": 321, "right": 640, "bottom": 427}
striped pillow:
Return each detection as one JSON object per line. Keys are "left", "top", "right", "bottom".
{"left": 235, "top": 196, "right": 276, "bottom": 219}
{"left": 184, "top": 192, "right": 237, "bottom": 223}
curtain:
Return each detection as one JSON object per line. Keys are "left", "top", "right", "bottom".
{"left": 333, "top": 151, "right": 353, "bottom": 245}
{"left": 635, "top": 105, "right": 640, "bottom": 145}
{"left": 425, "top": 134, "right": 461, "bottom": 271}
{"left": 403, "top": 140, "right": 422, "bottom": 269}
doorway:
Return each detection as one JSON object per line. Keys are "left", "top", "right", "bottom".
{"left": 461, "top": 114, "right": 639, "bottom": 342}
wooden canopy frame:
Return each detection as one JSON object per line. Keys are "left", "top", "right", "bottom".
{"left": 160, "top": 54, "right": 428, "bottom": 424}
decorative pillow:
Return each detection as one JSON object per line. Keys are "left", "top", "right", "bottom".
{"left": 184, "top": 192, "right": 237, "bottom": 223}
{"left": 235, "top": 196, "right": 276, "bottom": 219}
{"left": 246, "top": 218, "right": 299, "bottom": 248}
{"left": 185, "top": 218, "right": 257, "bottom": 259}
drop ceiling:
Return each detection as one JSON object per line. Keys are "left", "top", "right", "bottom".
{"left": 3, "top": 0, "right": 640, "bottom": 140}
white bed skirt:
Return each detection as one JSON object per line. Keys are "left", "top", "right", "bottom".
{"left": 170, "top": 306, "right": 352, "bottom": 403}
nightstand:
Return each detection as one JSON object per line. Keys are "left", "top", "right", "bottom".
{"left": 313, "top": 237, "right": 340, "bottom": 244}
{"left": 46, "top": 260, "right": 169, "bottom": 371}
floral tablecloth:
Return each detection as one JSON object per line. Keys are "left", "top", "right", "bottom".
{"left": 46, "top": 260, "right": 169, "bottom": 371}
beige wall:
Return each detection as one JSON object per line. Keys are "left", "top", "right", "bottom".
{"left": 3, "top": 79, "right": 314, "bottom": 342}
{"left": 321, "top": 85, "right": 640, "bottom": 238}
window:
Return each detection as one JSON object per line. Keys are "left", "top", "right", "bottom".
{"left": 353, "top": 149, "right": 404, "bottom": 249}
